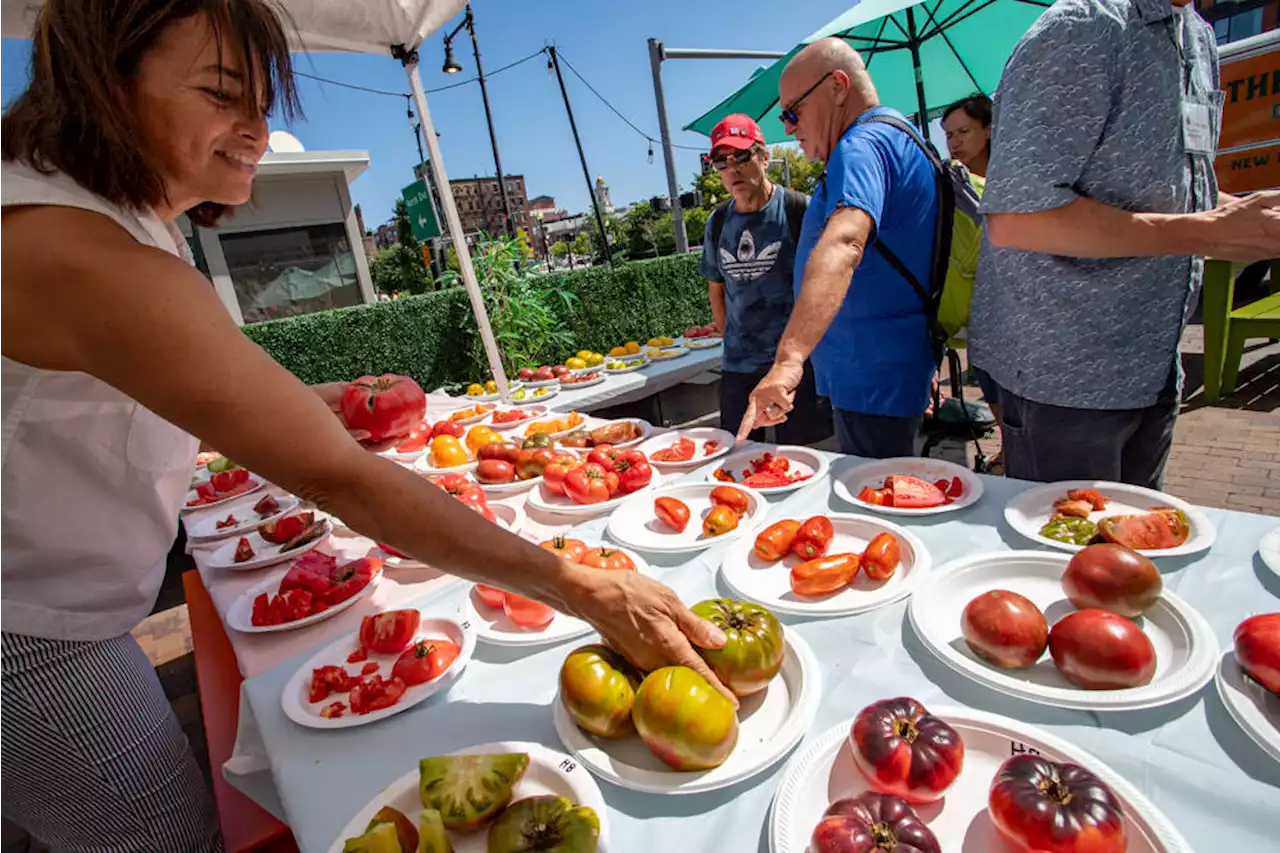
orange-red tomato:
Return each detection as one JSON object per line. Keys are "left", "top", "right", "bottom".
{"left": 754, "top": 519, "right": 801, "bottom": 562}
{"left": 539, "top": 536, "right": 588, "bottom": 563}
{"left": 702, "top": 504, "right": 740, "bottom": 537}
{"left": 581, "top": 546, "right": 636, "bottom": 572}
{"left": 792, "top": 516, "right": 834, "bottom": 560}
{"left": 790, "top": 553, "right": 859, "bottom": 596}
{"left": 474, "top": 584, "right": 506, "bottom": 609}
{"left": 861, "top": 532, "right": 901, "bottom": 581}
{"left": 654, "top": 497, "right": 691, "bottom": 533}
{"left": 709, "top": 485, "right": 749, "bottom": 517}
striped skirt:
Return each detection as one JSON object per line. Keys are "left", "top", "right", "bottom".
{"left": 1, "top": 631, "right": 222, "bottom": 853}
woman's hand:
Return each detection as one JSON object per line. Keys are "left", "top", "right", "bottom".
{"left": 556, "top": 563, "right": 737, "bottom": 705}
{"left": 311, "top": 381, "right": 403, "bottom": 452}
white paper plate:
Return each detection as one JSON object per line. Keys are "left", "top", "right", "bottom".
{"left": 488, "top": 405, "right": 548, "bottom": 431}
{"left": 606, "top": 482, "right": 766, "bottom": 554}
{"left": 769, "top": 705, "right": 1192, "bottom": 853}
{"left": 1259, "top": 526, "right": 1280, "bottom": 579}
{"left": 586, "top": 418, "right": 652, "bottom": 450}
{"left": 832, "top": 457, "right": 983, "bottom": 516}
{"left": 645, "top": 348, "right": 688, "bottom": 361}
{"left": 554, "top": 630, "right": 821, "bottom": 795}
{"left": 1216, "top": 649, "right": 1280, "bottom": 763}
{"left": 380, "top": 446, "right": 427, "bottom": 464}
{"left": 683, "top": 337, "right": 723, "bottom": 350}
{"left": 523, "top": 416, "right": 590, "bottom": 442}
{"left": 187, "top": 494, "right": 300, "bottom": 541}
{"left": 526, "top": 470, "right": 662, "bottom": 517}
{"left": 413, "top": 450, "right": 479, "bottom": 477}
{"left": 475, "top": 472, "right": 542, "bottom": 495}
{"left": 560, "top": 373, "right": 607, "bottom": 391}
{"left": 520, "top": 377, "right": 562, "bottom": 389}
{"left": 720, "top": 514, "right": 930, "bottom": 617}
{"left": 205, "top": 520, "right": 332, "bottom": 571}
{"left": 636, "top": 427, "right": 734, "bottom": 468}
{"left": 458, "top": 586, "right": 592, "bottom": 648}
{"left": 325, "top": 741, "right": 610, "bottom": 853}
{"left": 706, "top": 446, "right": 830, "bottom": 495}
{"left": 1004, "top": 480, "right": 1216, "bottom": 557}
{"left": 447, "top": 406, "right": 497, "bottom": 427}
{"left": 605, "top": 359, "right": 648, "bottom": 374}
{"left": 226, "top": 563, "right": 379, "bottom": 634}
{"left": 908, "top": 550, "right": 1218, "bottom": 711}
{"left": 491, "top": 502, "right": 526, "bottom": 536}
{"left": 282, "top": 613, "right": 475, "bottom": 730}
{"left": 182, "top": 478, "right": 264, "bottom": 512}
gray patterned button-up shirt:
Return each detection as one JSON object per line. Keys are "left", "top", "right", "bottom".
{"left": 970, "top": 0, "right": 1221, "bottom": 409}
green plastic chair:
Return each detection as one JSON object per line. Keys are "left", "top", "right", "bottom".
{"left": 1203, "top": 259, "right": 1280, "bottom": 402}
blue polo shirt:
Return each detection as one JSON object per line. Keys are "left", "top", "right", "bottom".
{"left": 794, "top": 107, "right": 937, "bottom": 417}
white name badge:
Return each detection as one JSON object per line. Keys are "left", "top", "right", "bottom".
{"left": 1182, "top": 101, "right": 1213, "bottom": 155}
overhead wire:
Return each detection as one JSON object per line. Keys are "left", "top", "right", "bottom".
{"left": 293, "top": 47, "right": 549, "bottom": 100}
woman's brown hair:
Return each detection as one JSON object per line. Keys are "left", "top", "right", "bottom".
{"left": 2, "top": 0, "right": 301, "bottom": 226}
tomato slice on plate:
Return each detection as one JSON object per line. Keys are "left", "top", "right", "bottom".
{"left": 474, "top": 584, "right": 507, "bottom": 609}
{"left": 503, "top": 594, "right": 555, "bottom": 629}
{"left": 348, "top": 675, "right": 407, "bottom": 715}
{"left": 887, "top": 476, "right": 946, "bottom": 509}
{"left": 358, "top": 610, "right": 421, "bottom": 654}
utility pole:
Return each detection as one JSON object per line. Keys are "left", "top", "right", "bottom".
{"left": 547, "top": 46, "right": 613, "bottom": 267}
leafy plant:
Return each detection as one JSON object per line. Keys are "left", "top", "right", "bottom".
{"left": 368, "top": 243, "right": 430, "bottom": 295}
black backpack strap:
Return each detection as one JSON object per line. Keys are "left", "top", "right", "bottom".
{"left": 781, "top": 187, "right": 808, "bottom": 247}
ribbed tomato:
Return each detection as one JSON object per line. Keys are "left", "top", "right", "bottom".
{"left": 340, "top": 374, "right": 425, "bottom": 441}
{"left": 689, "top": 599, "right": 784, "bottom": 696}
{"left": 850, "top": 698, "right": 964, "bottom": 803}
{"left": 812, "top": 792, "right": 940, "bottom": 853}
{"left": 988, "top": 754, "right": 1127, "bottom": 853}
{"left": 631, "top": 666, "right": 738, "bottom": 770}
{"left": 559, "top": 644, "right": 641, "bottom": 737}
{"left": 539, "top": 536, "right": 587, "bottom": 564}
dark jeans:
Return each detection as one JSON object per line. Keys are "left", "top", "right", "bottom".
{"left": 720, "top": 363, "right": 831, "bottom": 445}
{"left": 834, "top": 409, "right": 923, "bottom": 459}
{"left": 997, "top": 368, "right": 1179, "bottom": 490}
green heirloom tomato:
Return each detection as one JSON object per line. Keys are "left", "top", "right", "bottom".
{"left": 1039, "top": 517, "right": 1098, "bottom": 546}
{"left": 487, "top": 796, "right": 599, "bottom": 853}
{"left": 690, "top": 599, "right": 785, "bottom": 697}
{"left": 632, "top": 666, "right": 738, "bottom": 771}
{"left": 521, "top": 432, "right": 554, "bottom": 450}
{"left": 418, "top": 752, "right": 529, "bottom": 831}
{"left": 559, "top": 645, "right": 640, "bottom": 737}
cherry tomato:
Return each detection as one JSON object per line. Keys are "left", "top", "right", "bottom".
{"left": 392, "top": 639, "right": 461, "bottom": 686}
{"left": 861, "top": 532, "right": 901, "bottom": 581}
{"left": 655, "top": 497, "right": 691, "bottom": 533}
{"left": 702, "top": 504, "right": 740, "bottom": 538}
{"left": 580, "top": 546, "right": 636, "bottom": 572}
{"left": 792, "top": 515, "right": 834, "bottom": 559}
{"left": 474, "top": 584, "right": 507, "bottom": 609}
{"left": 754, "top": 519, "right": 802, "bottom": 562}
{"left": 709, "top": 485, "right": 749, "bottom": 517}
{"left": 503, "top": 593, "right": 556, "bottom": 629}
{"left": 539, "top": 536, "right": 588, "bottom": 563}
{"left": 790, "top": 553, "right": 859, "bottom": 596}
{"left": 358, "top": 609, "right": 421, "bottom": 655}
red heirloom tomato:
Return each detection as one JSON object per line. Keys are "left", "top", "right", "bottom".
{"left": 1062, "top": 544, "right": 1162, "bottom": 618}
{"left": 861, "top": 532, "right": 901, "bottom": 581}
{"left": 755, "top": 519, "right": 802, "bottom": 562}
{"left": 564, "top": 462, "right": 617, "bottom": 505}
{"left": 340, "top": 374, "right": 426, "bottom": 441}
{"left": 631, "top": 666, "right": 739, "bottom": 770}
{"left": 1048, "top": 609, "right": 1156, "bottom": 690}
{"left": 477, "top": 442, "right": 521, "bottom": 464}
{"left": 541, "top": 452, "right": 580, "bottom": 496}
{"left": 688, "top": 599, "right": 785, "bottom": 696}
{"left": 580, "top": 546, "right": 635, "bottom": 572}
{"left": 961, "top": 590, "right": 1048, "bottom": 669}
{"left": 358, "top": 610, "right": 421, "bottom": 655}
{"left": 654, "top": 497, "right": 691, "bottom": 533}
{"left": 793, "top": 515, "right": 834, "bottom": 559}
{"left": 812, "top": 792, "right": 941, "bottom": 853}
{"left": 395, "top": 421, "right": 431, "bottom": 453}
{"left": 702, "top": 504, "right": 740, "bottom": 537}
{"left": 613, "top": 449, "right": 653, "bottom": 495}
{"left": 515, "top": 447, "right": 556, "bottom": 481}
{"left": 539, "top": 536, "right": 588, "bottom": 563}
{"left": 474, "top": 584, "right": 507, "bottom": 609}
{"left": 851, "top": 698, "right": 964, "bottom": 803}
{"left": 989, "top": 754, "right": 1127, "bottom": 853}
{"left": 559, "top": 644, "right": 641, "bottom": 737}
{"left": 586, "top": 444, "right": 620, "bottom": 470}
{"left": 709, "top": 485, "right": 750, "bottom": 517}
{"left": 503, "top": 593, "right": 555, "bottom": 629}
{"left": 790, "top": 554, "right": 860, "bottom": 597}
{"left": 430, "top": 419, "right": 465, "bottom": 440}
{"left": 432, "top": 473, "right": 488, "bottom": 512}
{"left": 1234, "top": 613, "right": 1280, "bottom": 694}
{"left": 475, "top": 459, "right": 516, "bottom": 485}
{"left": 392, "top": 638, "right": 460, "bottom": 686}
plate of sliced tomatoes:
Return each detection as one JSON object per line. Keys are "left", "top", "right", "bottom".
{"left": 607, "top": 482, "right": 766, "bottom": 554}
{"left": 636, "top": 427, "right": 733, "bottom": 468}
{"left": 721, "top": 513, "right": 930, "bottom": 617}
{"left": 206, "top": 514, "right": 332, "bottom": 572}
{"left": 183, "top": 468, "right": 264, "bottom": 511}
{"left": 187, "top": 492, "right": 300, "bottom": 541}
{"left": 226, "top": 551, "right": 382, "bottom": 633}
{"left": 281, "top": 608, "right": 474, "bottom": 729}
{"left": 833, "top": 458, "right": 983, "bottom": 516}
{"left": 708, "top": 446, "right": 829, "bottom": 494}
{"left": 489, "top": 405, "right": 548, "bottom": 431}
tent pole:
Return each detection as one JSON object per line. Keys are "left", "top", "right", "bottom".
{"left": 905, "top": 7, "right": 930, "bottom": 133}
{"left": 548, "top": 46, "right": 613, "bottom": 268}
{"left": 401, "top": 52, "right": 510, "bottom": 398}
{"left": 648, "top": 38, "right": 688, "bottom": 254}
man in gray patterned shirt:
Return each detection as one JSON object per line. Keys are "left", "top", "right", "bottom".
{"left": 970, "top": 0, "right": 1279, "bottom": 489}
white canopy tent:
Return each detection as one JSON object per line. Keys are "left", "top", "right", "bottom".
{"left": 1, "top": 0, "right": 513, "bottom": 395}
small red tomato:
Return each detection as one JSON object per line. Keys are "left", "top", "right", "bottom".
{"left": 702, "top": 504, "right": 740, "bottom": 538}
{"left": 580, "top": 546, "right": 636, "bottom": 572}
{"left": 792, "top": 516, "right": 834, "bottom": 559}
{"left": 654, "top": 497, "right": 691, "bottom": 533}
{"left": 392, "top": 638, "right": 461, "bottom": 686}
{"left": 539, "top": 536, "right": 588, "bottom": 563}
{"left": 503, "top": 593, "right": 556, "bottom": 629}
{"left": 474, "top": 584, "right": 507, "bottom": 609}
{"left": 754, "top": 519, "right": 802, "bottom": 562}
{"left": 709, "top": 485, "right": 750, "bottom": 517}
{"left": 790, "top": 553, "right": 859, "bottom": 596}
{"left": 861, "top": 532, "right": 901, "bottom": 581}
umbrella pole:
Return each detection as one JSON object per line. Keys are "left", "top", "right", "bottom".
{"left": 905, "top": 7, "right": 930, "bottom": 134}
{"left": 648, "top": 39, "right": 689, "bottom": 254}
{"left": 401, "top": 54, "right": 511, "bottom": 398}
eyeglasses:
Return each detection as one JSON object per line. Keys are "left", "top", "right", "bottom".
{"left": 710, "top": 149, "right": 755, "bottom": 171}
{"left": 780, "top": 71, "right": 834, "bottom": 126}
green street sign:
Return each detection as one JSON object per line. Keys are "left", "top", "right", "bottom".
{"left": 401, "top": 179, "right": 440, "bottom": 242}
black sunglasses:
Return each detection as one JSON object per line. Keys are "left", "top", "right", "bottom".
{"left": 780, "top": 70, "right": 834, "bottom": 126}
{"left": 710, "top": 149, "right": 755, "bottom": 170}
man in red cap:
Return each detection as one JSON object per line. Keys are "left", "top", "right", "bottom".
{"left": 700, "top": 113, "right": 828, "bottom": 444}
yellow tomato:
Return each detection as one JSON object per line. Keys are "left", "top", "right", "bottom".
{"left": 565, "top": 357, "right": 587, "bottom": 370}
{"left": 659, "top": 336, "right": 675, "bottom": 346}
{"left": 575, "top": 350, "right": 593, "bottom": 361}
{"left": 484, "top": 380, "right": 498, "bottom": 394}
{"left": 625, "top": 341, "right": 641, "bottom": 355}
{"left": 647, "top": 338, "right": 662, "bottom": 347}
{"left": 430, "top": 435, "right": 469, "bottom": 468}
{"left": 466, "top": 383, "right": 484, "bottom": 396}
{"left": 465, "top": 425, "right": 501, "bottom": 454}
{"left": 585, "top": 353, "right": 605, "bottom": 367}
{"left": 609, "top": 346, "right": 627, "bottom": 357}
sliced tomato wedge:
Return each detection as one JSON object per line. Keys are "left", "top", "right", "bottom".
{"left": 887, "top": 475, "right": 946, "bottom": 509}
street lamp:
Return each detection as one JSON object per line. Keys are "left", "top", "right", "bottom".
{"left": 441, "top": 4, "right": 514, "bottom": 238}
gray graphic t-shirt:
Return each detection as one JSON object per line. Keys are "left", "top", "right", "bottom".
{"left": 700, "top": 186, "right": 804, "bottom": 373}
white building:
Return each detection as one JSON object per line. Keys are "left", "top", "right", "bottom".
{"left": 180, "top": 149, "right": 375, "bottom": 325}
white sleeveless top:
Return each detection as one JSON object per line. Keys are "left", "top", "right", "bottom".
{"left": 2, "top": 160, "right": 201, "bottom": 640}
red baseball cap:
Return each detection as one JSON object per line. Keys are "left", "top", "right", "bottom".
{"left": 709, "top": 114, "right": 764, "bottom": 152}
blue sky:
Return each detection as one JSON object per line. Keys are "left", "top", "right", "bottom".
{"left": 1, "top": 0, "right": 864, "bottom": 230}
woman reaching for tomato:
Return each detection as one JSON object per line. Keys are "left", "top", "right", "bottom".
{"left": 0, "top": 2, "right": 730, "bottom": 851}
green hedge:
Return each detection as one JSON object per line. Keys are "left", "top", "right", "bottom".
{"left": 243, "top": 253, "right": 712, "bottom": 389}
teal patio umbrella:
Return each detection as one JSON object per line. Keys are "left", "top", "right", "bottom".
{"left": 684, "top": 0, "right": 1051, "bottom": 141}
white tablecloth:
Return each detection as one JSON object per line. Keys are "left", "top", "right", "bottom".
{"left": 219, "top": 451, "right": 1280, "bottom": 853}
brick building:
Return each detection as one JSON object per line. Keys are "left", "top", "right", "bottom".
{"left": 449, "top": 175, "right": 530, "bottom": 237}
{"left": 1195, "top": 0, "right": 1278, "bottom": 43}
